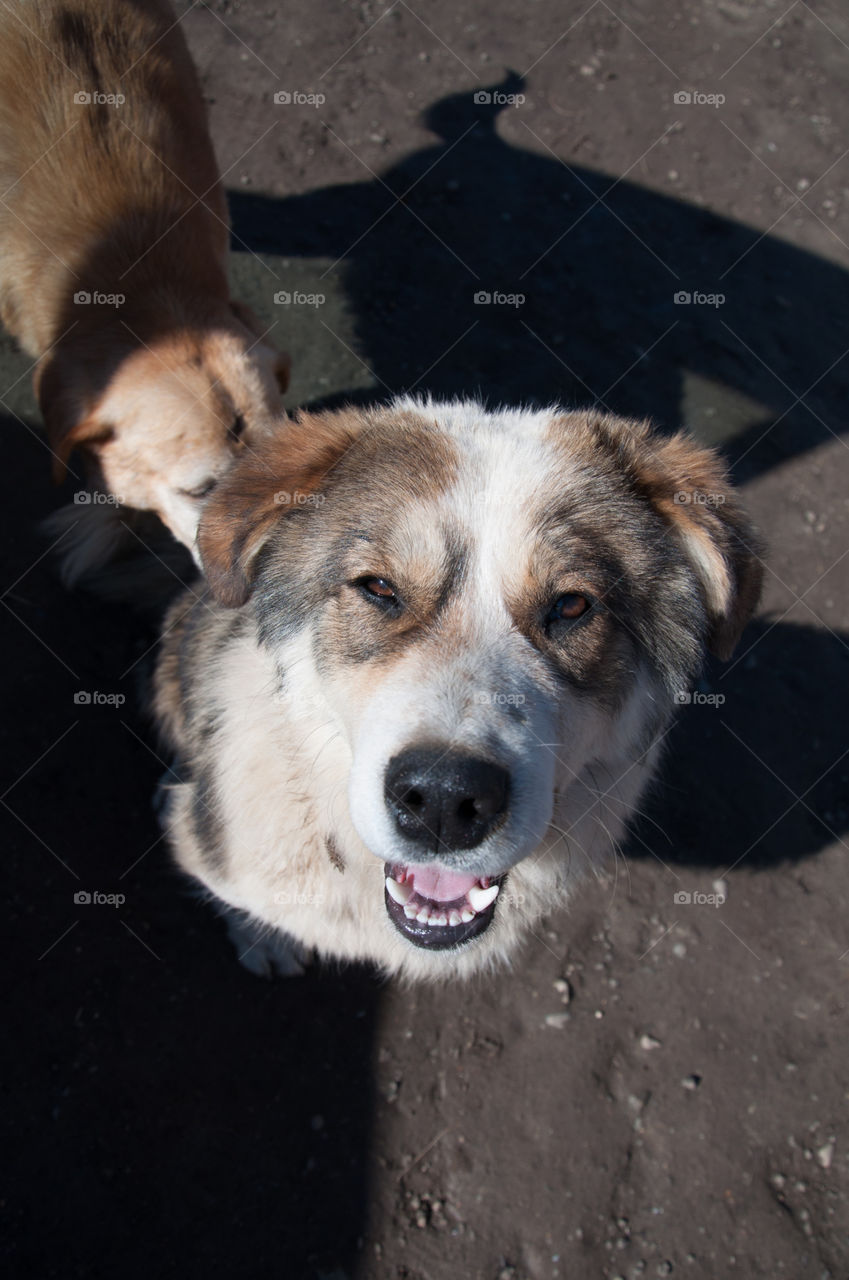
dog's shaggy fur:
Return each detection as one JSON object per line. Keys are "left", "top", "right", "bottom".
{"left": 154, "top": 398, "right": 762, "bottom": 981}
{"left": 0, "top": 0, "right": 289, "bottom": 565}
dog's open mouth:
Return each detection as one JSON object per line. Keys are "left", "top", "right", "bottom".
{"left": 383, "top": 863, "right": 502, "bottom": 950}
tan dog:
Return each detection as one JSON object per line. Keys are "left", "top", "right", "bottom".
{"left": 155, "top": 398, "right": 762, "bottom": 981}
{"left": 0, "top": 0, "right": 289, "bottom": 562}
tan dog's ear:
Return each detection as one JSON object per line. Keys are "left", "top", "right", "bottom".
{"left": 618, "top": 423, "right": 763, "bottom": 660}
{"left": 198, "top": 408, "right": 363, "bottom": 608}
{"left": 229, "top": 299, "right": 291, "bottom": 392}
{"left": 33, "top": 354, "right": 113, "bottom": 482}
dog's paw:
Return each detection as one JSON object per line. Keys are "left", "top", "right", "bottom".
{"left": 220, "top": 907, "right": 310, "bottom": 979}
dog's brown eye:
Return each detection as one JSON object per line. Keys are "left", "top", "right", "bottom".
{"left": 357, "top": 576, "right": 400, "bottom": 607}
{"left": 547, "top": 592, "right": 590, "bottom": 624}
{"left": 180, "top": 478, "right": 218, "bottom": 501}
{"left": 228, "top": 413, "right": 246, "bottom": 444}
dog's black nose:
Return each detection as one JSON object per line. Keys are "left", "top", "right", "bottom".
{"left": 385, "top": 748, "right": 509, "bottom": 852}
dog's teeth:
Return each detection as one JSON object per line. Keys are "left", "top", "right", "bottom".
{"left": 431, "top": 911, "right": 448, "bottom": 927}
{"left": 448, "top": 909, "right": 462, "bottom": 927}
{"left": 468, "top": 883, "right": 499, "bottom": 912}
{"left": 416, "top": 905, "right": 430, "bottom": 924}
{"left": 386, "top": 876, "right": 413, "bottom": 905}
{"left": 403, "top": 902, "right": 418, "bottom": 919}
{"left": 460, "top": 907, "right": 474, "bottom": 923}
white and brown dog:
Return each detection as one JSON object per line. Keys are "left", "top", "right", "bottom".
{"left": 0, "top": 0, "right": 289, "bottom": 571}
{"left": 154, "top": 398, "right": 762, "bottom": 980}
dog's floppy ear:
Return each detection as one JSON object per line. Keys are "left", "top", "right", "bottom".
{"left": 33, "top": 353, "right": 114, "bottom": 482}
{"left": 623, "top": 424, "right": 763, "bottom": 661}
{"left": 229, "top": 299, "right": 291, "bottom": 392}
{"left": 198, "top": 408, "right": 363, "bottom": 608}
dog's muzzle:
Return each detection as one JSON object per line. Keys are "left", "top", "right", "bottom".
{"left": 382, "top": 748, "right": 509, "bottom": 950}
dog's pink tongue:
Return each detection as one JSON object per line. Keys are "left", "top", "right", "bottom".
{"left": 409, "top": 866, "right": 479, "bottom": 902}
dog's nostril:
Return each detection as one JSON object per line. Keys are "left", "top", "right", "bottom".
{"left": 457, "top": 797, "right": 478, "bottom": 823}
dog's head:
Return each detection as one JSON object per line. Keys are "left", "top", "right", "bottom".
{"left": 197, "top": 399, "right": 762, "bottom": 963}
{"left": 36, "top": 302, "right": 290, "bottom": 550}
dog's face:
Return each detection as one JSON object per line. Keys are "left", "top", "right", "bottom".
{"left": 198, "top": 399, "right": 761, "bottom": 961}
{"left": 37, "top": 311, "right": 290, "bottom": 551}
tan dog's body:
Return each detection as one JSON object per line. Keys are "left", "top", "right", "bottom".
{"left": 0, "top": 0, "right": 288, "bottom": 557}
{"left": 154, "top": 398, "right": 762, "bottom": 981}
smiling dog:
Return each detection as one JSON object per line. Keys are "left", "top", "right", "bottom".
{"left": 0, "top": 0, "right": 289, "bottom": 564}
{"left": 154, "top": 398, "right": 762, "bottom": 980}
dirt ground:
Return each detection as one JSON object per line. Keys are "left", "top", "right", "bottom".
{"left": 4, "top": 1, "right": 849, "bottom": 1277}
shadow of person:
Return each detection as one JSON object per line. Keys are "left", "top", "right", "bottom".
{"left": 230, "top": 71, "right": 849, "bottom": 487}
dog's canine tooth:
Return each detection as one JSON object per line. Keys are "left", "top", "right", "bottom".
{"left": 468, "top": 883, "right": 499, "bottom": 912}
{"left": 386, "top": 876, "right": 413, "bottom": 905}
